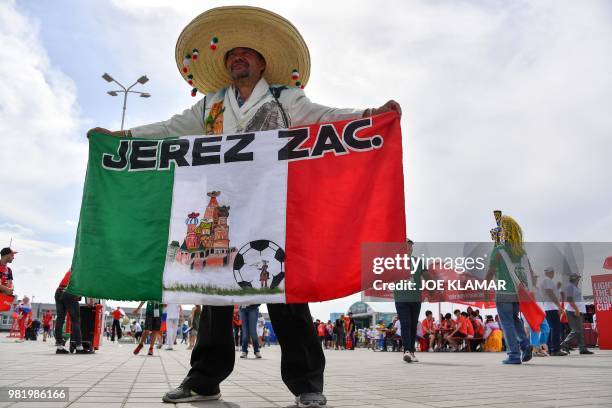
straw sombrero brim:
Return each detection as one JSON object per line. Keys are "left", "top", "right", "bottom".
{"left": 176, "top": 6, "right": 310, "bottom": 95}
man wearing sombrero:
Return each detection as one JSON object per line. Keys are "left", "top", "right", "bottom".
{"left": 90, "top": 6, "right": 401, "bottom": 407}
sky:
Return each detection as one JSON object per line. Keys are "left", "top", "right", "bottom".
{"left": 1, "top": 0, "right": 611, "bottom": 320}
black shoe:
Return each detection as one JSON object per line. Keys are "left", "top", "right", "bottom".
{"left": 296, "top": 392, "right": 327, "bottom": 408}
{"left": 550, "top": 351, "right": 568, "bottom": 356}
{"left": 162, "top": 384, "right": 221, "bottom": 403}
{"left": 521, "top": 346, "right": 533, "bottom": 362}
{"left": 402, "top": 352, "right": 412, "bottom": 363}
{"left": 55, "top": 348, "right": 69, "bottom": 354}
{"left": 579, "top": 349, "right": 594, "bottom": 355}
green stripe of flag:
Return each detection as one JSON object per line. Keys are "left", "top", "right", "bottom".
{"left": 68, "top": 133, "right": 174, "bottom": 301}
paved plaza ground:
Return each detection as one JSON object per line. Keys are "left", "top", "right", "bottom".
{"left": 0, "top": 338, "right": 611, "bottom": 408}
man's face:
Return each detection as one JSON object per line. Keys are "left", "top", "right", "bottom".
{"left": 225, "top": 47, "right": 266, "bottom": 81}
{"left": 2, "top": 253, "right": 14, "bottom": 263}
{"left": 545, "top": 270, "right": 554, "bottom": 279}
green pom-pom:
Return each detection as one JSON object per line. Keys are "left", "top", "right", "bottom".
{"left": 192, "top": 48, "right": 199, "bottom": 53}
{"left": 295, "top": 81, "right": 301, "bottom": 87}
{"left": 292, "top": 69, "right": 298, "bottom": 73}
{"left": 185, "top": 54, "right": 191, "bottom": 59}
{"left": 211, "top": 36, "right": 218, "bottom": 43}
{"left": 188, "top": 74, "right": 193, "bottom": 79}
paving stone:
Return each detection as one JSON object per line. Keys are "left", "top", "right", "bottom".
{"left": 0, "top": 339, "right": 610, "bottom": 408}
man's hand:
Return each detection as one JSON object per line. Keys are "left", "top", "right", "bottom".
{"left": 0, "top": 285, "right": 13, "bottom": 296}
{"left": 364, "top": 100, "right": 402, "bottom": 118}
{"left": 87, "top": 127, "right": 130, "bottom": 138}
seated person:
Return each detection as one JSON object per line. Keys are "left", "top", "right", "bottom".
{"left": 421, "top": 310, "right": 437, "bottom": 352}
{"left": 483, "top": 315, "right": 503, "bottom": 352}
{"left": 446, "top": 309, "right": 468, "bottom": 351}
{"left": 469, "top": 311, "right": 485, "bottom": 351}
{"left": 438, "top": 313, "right": 455, "bottom": 351}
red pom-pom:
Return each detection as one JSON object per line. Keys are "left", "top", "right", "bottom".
{"left": 191, "top": 91, "right": 197, "bottom": 97}
{"left": 188, "top": 79, "right": 193, "bottom": 85}
{"left": 210, "top": 43, "right": 217, "bottom": 51}
{"left": 192, "top": 54, "right": 199, "bottom": 61}
{"left": 182, "top": 66, "right": 189, "bottom": 73}
{"left": 300, "top": 85, "right": 305, "bottom": 89}
{"left": 291, "top": 73, "right": 300, "bottom": 80}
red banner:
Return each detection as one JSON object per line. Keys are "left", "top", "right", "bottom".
{"left": 591, "top": 273, "right": 612, "bottom": 350}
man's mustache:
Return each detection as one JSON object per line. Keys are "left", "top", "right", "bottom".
{"left": 231, "top": 59, "right": 249, "bottom": 69}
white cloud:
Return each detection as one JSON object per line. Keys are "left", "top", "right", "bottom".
{"left": 0, "top": 1, "right": 87, "bottom": 190}
{"left": 0, "top": 1, "right": 84, "bottom": 302}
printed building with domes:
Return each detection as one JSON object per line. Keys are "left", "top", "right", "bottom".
{"left": 170, "top": 191, "right": 237, "bottom": 270}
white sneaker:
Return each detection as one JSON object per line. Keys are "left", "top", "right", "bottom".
{"left": 410, "top": 352, "right": 419, "bottom": 362}
{"left": 255, "top": 352, "right": 262, "bottom": 359}
{"left": 428, "top": 348, "right": 434, "bottom": 352}
{"left": 240, "top": 352, "right": 247, "bottom": 359}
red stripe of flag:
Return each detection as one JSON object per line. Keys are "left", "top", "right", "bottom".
{"left": 285, "top": 112, "right": 406, "bottom": 303}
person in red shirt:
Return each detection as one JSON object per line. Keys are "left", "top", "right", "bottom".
{"left": 468, "top": 311, "right": 485, "bottom": 352}
{"left": 54, "top": 269, "right": 86, "bottom": 353}
{"left": 232, "top": 311, "right": 242, "bottom": 351}
{"left": 464, "top": 312, "right": 475, "bottom": 351}
{"left": 42, "top": 310, "right": 53, "bottom": 342}
{"left": 0, "top": 247, "right": 17, "bottom": 296}
{"left": 446, "top": 309, "right": 467, "bottom": 351}
{"left": 316, "top": 320, "right": 327, "bottom": 348}
{"left": 421, "top": 310, "right": 437, "bottom": 352}
{"left": 111, "top": 307, "right": 125, "bottom": 342}
{"left": 16, "top": 296, "right": 32, "bottom": 341}
{"left": 345, "top": 313, "right": 356, "bottom": 350}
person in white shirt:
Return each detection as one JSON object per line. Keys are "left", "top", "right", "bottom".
{"left": 560, "top": 274, "right": 593, "bottom": 355}
{"left": 164, "top": 303, "right": 182, "bottom": 350}
{"left": 256, "top": 314, "right": 266, "bottom": 347}
{"left": 540, "top": 266, "right": 567, "bottom": 356}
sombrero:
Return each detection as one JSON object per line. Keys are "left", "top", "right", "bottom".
{"left": 175, "top": 6, "right": 310, "bottom": 95}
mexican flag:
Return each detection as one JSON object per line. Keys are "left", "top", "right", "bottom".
{"left": 69, "top": 112, "right": 405, "bottom": 305}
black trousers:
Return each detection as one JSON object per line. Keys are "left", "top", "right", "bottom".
{"left": 395, "top": 301, "right": 421, "bottom": 353}
{"left": 111, "top": 318, "right": 122, "bottom": 341}
{"left": 54, "top": 289, "right": 81, "bottom": 346}
{"left": 184, "top": 303, "right": 325, "bottom": 396}
{"left": 546, "top": 310, "right": 561, "bottom": 352}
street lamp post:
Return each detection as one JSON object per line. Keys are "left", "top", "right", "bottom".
{"left": 102, "top": 73, "right": 151, "bottom": 130}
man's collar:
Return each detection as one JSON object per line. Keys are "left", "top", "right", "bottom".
{"left": 229, "top": 77, "right": 270, "bottom": 110}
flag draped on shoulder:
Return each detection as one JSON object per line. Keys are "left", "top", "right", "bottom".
{"left": 69, "top": 112, "right": 406, "bottom": 305}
